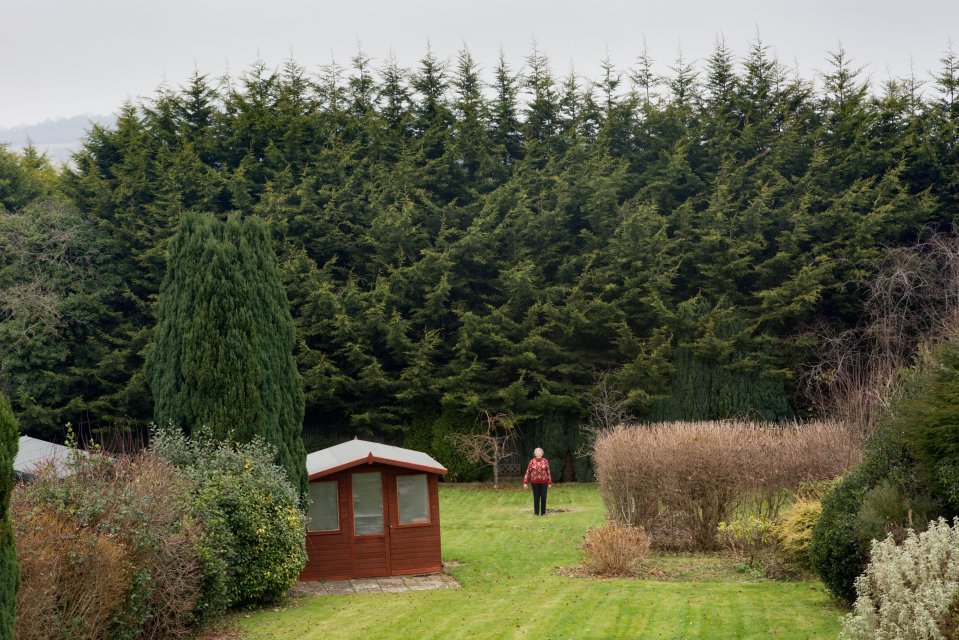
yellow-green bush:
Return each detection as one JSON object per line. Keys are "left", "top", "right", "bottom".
{"left": 717, "top": 515, "right": 776, "bottom": 567}
{"left": 775, "top": 499, "right": 822, "bottom": 570}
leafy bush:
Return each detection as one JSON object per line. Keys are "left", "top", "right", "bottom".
{"left": 840, "top": 517, "right": 959, "bottom": 640}
{"left": 811, "top": 345, "right": 953, "bottom": 602}
{"left": 580, "top": 522, "right": 651, "bottom": 576}
{"left": 809, "top": 471, "right": 871, "bottom": 603}
{"left": 717, "top": 516, "right": 776, "bottom": 568}
{"left": 594, "top": 420, "right": 859, "bottom": 550}
{"left": 11, "top": 453, "right": 206, "bottom": 640}
{"left": 150, "top": 426, "right": 307, "bottom": 606}
{"left": 0, "top": 394, "right": 18, "bottom": 640}
{"left": 13, "top": 506, "right": 136, "bottom": 640}
{"left": 774, "top": 498, "right": 822, "bottom": 571}
{"left": 900, "top": 343, "right": 959, "bottom": 512}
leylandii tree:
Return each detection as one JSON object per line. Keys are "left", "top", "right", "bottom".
{"left": 0, "top": 394, "right": 19, "bottom": 638}
{"left": 146, "top": 213, "right": 306, "bottom": 494}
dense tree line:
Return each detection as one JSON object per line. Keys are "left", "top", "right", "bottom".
{"left": 2, "top": 40, "right": 959, "bottom": 474}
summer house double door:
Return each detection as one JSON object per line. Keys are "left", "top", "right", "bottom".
{"left": 349, "top": 470, "right": 392, "bottom": 577}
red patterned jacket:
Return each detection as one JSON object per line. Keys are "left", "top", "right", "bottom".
{"left": 523, "top": 457, "right": 552, "bottom": 486}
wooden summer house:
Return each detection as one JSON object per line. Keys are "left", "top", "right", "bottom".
{"left": 300, "top": 438, "right": 447, "bottom": 581}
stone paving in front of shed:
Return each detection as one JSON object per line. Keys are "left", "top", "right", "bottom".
{"left": 294, "top": 573, "right": 459, "bottom": 596}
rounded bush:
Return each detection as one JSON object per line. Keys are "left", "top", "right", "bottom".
{"left": 809, "top": 472, "right": 869, "bottom": 603}
{"left": 841, "top": 517, "right": 959, "bottom": 639}
{"left": 194, "top": 462, "right": 307, "bottom": 606}
{"left": 774, "top": 498, "right": 822, "bottom": 571}
{"left": 151, "top": 427, "right": 307, "bottom": 607}
{"left": 580, "top": 522, "right": 651, "bottom": 576}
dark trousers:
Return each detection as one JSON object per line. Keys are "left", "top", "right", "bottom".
{"left": 531, "top": 483, "right": 548, "bottom": 515}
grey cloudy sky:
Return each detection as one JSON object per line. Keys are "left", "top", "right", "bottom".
{"left": 2, "top": 0, "right": 957, "bottom": 127}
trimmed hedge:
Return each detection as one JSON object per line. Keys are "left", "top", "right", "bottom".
{"left": 809, "top": 471, "right": 870, "bottom": 602}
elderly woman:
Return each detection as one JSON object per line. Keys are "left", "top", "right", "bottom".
{"left": 523, "top": 447, "right": 553, "bottom": 515}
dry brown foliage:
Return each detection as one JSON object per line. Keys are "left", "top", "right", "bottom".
{"left": 593, "top": 420, "right": 861, "bottom": 550}
{"left": 11, "top": 453, "right": 205, "bottom": 640}
{"left": 13, "top": 506, "right": 133, "bottom": 640}
{"left": 580, "top": 521, "right": 651, "bottom": 577}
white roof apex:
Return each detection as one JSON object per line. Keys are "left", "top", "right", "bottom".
{"left": 306, "top": 438, "right": 447, "bottom": 479}
{"left": 14, "top": 435, "right": 81, "bottom": 478}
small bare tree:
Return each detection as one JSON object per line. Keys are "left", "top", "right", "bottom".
{"left": 799, "top": 230, "right": 959, "bottom": 439}
{"left": 578, "top": 371, "right": 634, "bottom": 461}
{"left": 447, "top": 411, "right": 518, "bottom": 489}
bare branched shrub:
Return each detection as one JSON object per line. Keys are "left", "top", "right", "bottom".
{"left": 577, "top": 371, "right": 634, "bottom": 460}
{"left": 580, "top": 522, "right": 651, "bottom": 576}
{"left": 446, "top": 411, "right": 518, "bottom": 489}
{"left": 800, "top": 231, "right": 959, "bottom": 438}
{"left": 594, "top": 420, "right": 860, "bottom": 550}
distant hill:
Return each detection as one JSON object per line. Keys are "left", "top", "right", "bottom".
{"left": 0, "top": 114, "right": 116, "bottom": 164}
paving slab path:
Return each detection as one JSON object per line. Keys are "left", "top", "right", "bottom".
{"left": 293, "top": 573, "right": 459, "bottom": 596}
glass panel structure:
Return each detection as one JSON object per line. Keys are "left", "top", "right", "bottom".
{"left": 307, "top": 481, "right": 339, "bottom": 532}
{"left": 352, "top": 472, "right": 384, "bottom": 535}
{"left": 396, "top": 474, "right": 430, "bottom": 524}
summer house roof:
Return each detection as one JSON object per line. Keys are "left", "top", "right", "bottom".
{"left": 306, "top": 438, "right": 447, "bottom": 479}
{"left": 14, "top": 435, "right": 81, "bottom": 479}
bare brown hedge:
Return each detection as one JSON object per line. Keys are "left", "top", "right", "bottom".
{"left": 11, "top": 454, "right": 205, "bottom": 640}
{"left": 593, "top": 420, "right": 860, "bottom": 550}
{"left": 580, "top": 522, "right": 651, "bottom": 576}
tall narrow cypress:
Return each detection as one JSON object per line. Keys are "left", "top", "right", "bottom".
{"left": 147, "top": 213, "right": 305, "bottom": 492}
{"left": 0, "top": 394, "right": 19, "bottom": 638}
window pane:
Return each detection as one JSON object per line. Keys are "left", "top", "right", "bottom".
{"left": 397, "top": 474, "right": 430, "bottom": 525}
{"left": 352, "top": 472, "right": 384, "bottom": 535}
{"left": 307, "top": 481, "right": 339, "bottom": 532}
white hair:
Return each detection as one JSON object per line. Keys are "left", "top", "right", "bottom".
{"left": 533, "top": 447, "right": 544, "bottom": 455}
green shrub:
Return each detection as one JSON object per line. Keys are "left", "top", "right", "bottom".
{"left": 717, "top": 515, "right": 776, "bottom": 567}
{"left": 151, "top": 426, "right": 307, "bottom": 606}
{"left": 774, "top": 498, "right": 822, "bottom": 571}
{"left": 809, "top": 472, "right": 870, "bottom": 602}
{"left": 855, "top": 480, "right": 937, "bottom": 546}
{"left": 841, "top": 517, "right": 959, "bottom": 639}
{"left": 810, "top": 343, "right": 959, "bottom": 603}
{"left": 897, "top": 343, "right": 959, "bottom": 513}
{"left": 0, "top": 395, "right": 18, "bottom": 640}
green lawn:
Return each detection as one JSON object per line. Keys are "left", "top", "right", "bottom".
{"left": 232, "top": 483, "right": 843, "bottom": 639}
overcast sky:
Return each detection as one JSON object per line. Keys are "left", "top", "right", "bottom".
{"left": 2, "top": 0, "right": 957, "bottom": 127}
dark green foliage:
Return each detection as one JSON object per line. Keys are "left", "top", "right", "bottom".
{"left": 0, "top": 201, "right": 116, "bottom": 438}
{"left": 898, "top": 343, "right": 959, "bottom": 511}
{"left": 649, "top": 298, "right": 793, "bottom": 422}
{"left": 520, "top": 414, "right": 593, "bottom": 482}
{"left": 809, "top": 470, "right": 869, "bottom": 603}
{"left": 3, "top": 42, "right": 958, "bottom": 448}
{"left": 810, "top": 342, "right": 959, "bottom": 602}
{"left": 146, "top": 213, "right": 306, "bottom": 493}
{"left": 0, "top": 395, "right": 18, "bottom": 639}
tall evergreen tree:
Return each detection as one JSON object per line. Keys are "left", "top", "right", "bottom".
{"left": 146, "top": 213, "right": 306, "bottom": 492}
{"left": 0, "top": 394, "right": 18, "bottom": 639}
